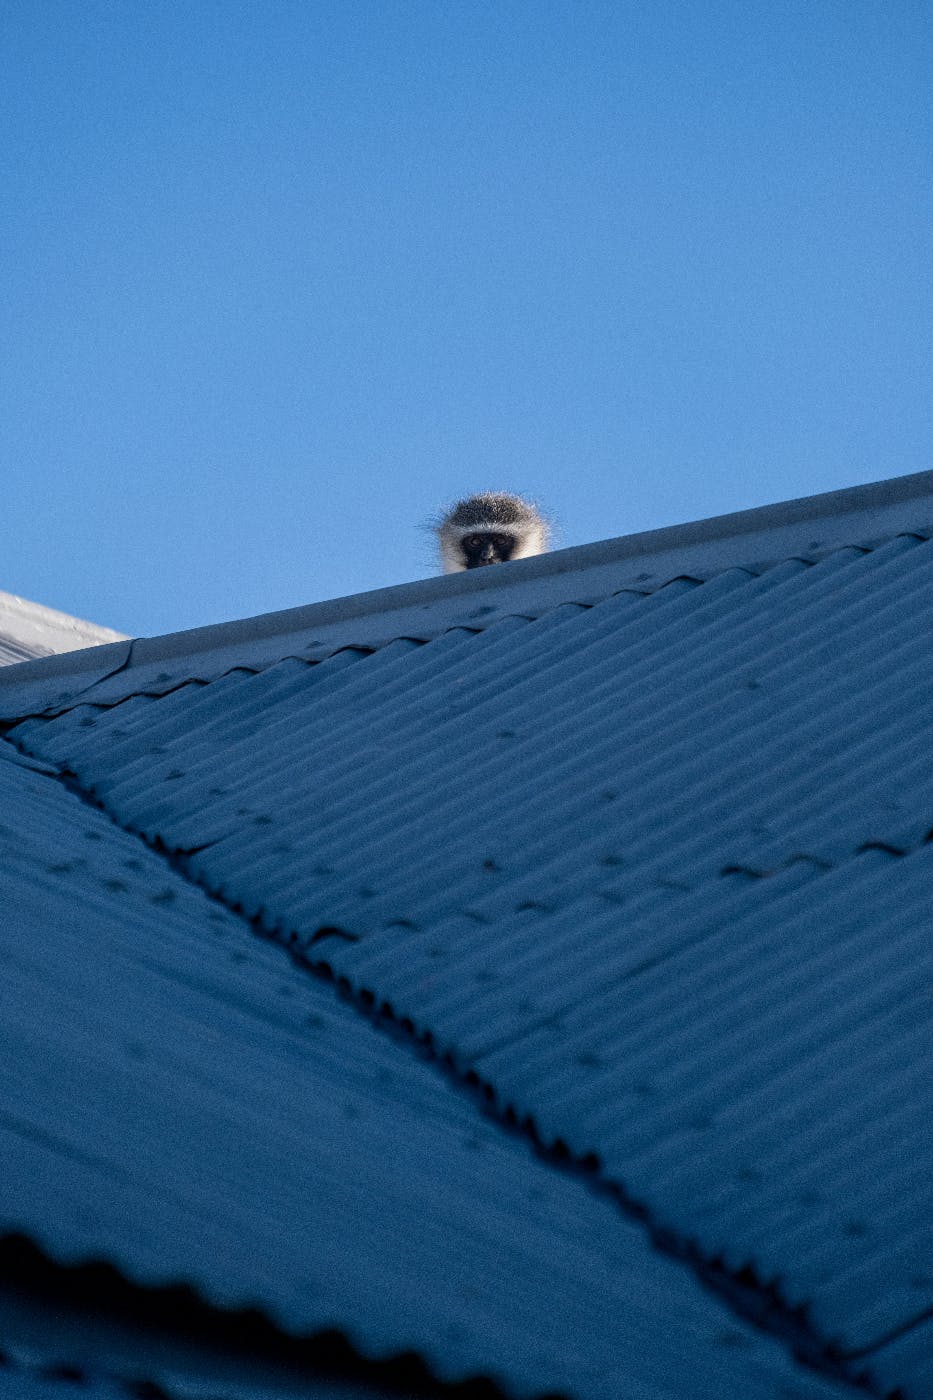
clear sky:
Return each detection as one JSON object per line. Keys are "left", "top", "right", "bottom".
{"left": 2, "top": 1, "right": 930, "bottom": 637}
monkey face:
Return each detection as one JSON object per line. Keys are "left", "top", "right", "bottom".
{"left": 437, "top": 493, "right": 548, "bottom": 574}
{"left": 460, "top": 532, "right": 517, "bottom": 568}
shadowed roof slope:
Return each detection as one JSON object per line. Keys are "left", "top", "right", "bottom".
{"left": 2, "top": 468, "right": 932, "bottom": 1399}
{"left": 4, "top": 740, "right": 833, "bottom": 1400}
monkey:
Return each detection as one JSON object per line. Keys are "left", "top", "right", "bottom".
{"left": 436, "top": 493, "right": 550, "bottom": 574}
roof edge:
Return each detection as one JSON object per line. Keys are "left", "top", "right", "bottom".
{"left": 0, "top": 589, "right": 129, "bottom": 647}
{"left": 2, "top": 467, "right": 932, "bottom": 719}
{"left": 97, "top": 467, "right": 933, "bottom": 658}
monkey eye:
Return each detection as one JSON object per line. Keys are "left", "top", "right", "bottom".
{"left": 463, "top": 535, "right": 485, "bottom": 550}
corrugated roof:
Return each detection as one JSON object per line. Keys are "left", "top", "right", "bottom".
{"left": 0, "top": 1284, "right": 447, "bottom": 1400}
{"left": 0, "top": 1353, "right": 390, "bottom": 1400}
{"left": 0, "top": 1372, "right": 123, "bottom": 1400}
{"left": 0, "top": 1345, "right": 392, "bottom": 1400}
{"left": 0, "top": 740, "right": 845, "bottom": 1400}
{"left": 0, "top": 590, "right": 127, "bottom": 667}
{"left": 3, "top": 467, "right": 932, "bottom": 1399}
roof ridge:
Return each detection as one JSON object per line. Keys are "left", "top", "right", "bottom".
{"left": 2, "top": 468, "right": 932, "bottom": 723}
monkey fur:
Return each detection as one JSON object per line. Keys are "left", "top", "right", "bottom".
{"left": 436, "top": 493, "right": 550, "bottom": 573}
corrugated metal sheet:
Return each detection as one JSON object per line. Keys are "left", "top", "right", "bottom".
{"left": 0, "top": 741, "right": 848, "bottom": 1400}
{"left": 0, "top": 1371, "right": 124, "bottom": 1400}
{"left": 10, "top": 528, "right": 933, "bottom": 1397}
{"left": 0, "top": 1288, "right": 441, "bottom": 1400}
{"left": 0, "top": 1360, "right": 392, "bottom": 1400}
{"left": 0, "top": 1381, "right": 378, "bottom": 1400}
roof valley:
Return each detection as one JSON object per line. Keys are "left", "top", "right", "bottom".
{"left": 0, "top": 719, "right": 870, "bottom": 1399}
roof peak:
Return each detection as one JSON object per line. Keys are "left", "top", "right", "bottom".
{"left": 2, "top": 467, "right": 932, "bottom": 721}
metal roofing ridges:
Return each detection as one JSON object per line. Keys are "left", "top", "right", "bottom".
{"left": 10, "top": 538, "right": 931, "bottom": 933}
{"left": 0, "top": 1364, "right": 396, "bottom": 1400}
{"left": 322, "top": 845, "right": 932, "bottom": 1333}
{"left": 9, "top": 529, "right": 933, "bottom": 1396}
{"left": 0, "top": 1274, "right": 443, "bottom": 1400}
{"left": 23, "top": 534, "right": 933, "bottom": 924}
{"left": 0, "top": 1369, "right": 123, "bottom": 1400}
{"left": 0, "top": 742, "right": 857, "bottom": 1400}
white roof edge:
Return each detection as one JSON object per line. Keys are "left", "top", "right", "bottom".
{"left": 0, "top": 589, "right": 129, "bottom": 649}
{"left": 2, "top": 467, "right": 932, "bottom": 720}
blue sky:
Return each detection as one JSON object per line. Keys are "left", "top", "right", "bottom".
{"left": 2, "top": 1, "right": 930, "bottom": 637}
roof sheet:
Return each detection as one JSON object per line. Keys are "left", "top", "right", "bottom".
{"left": 0, "top": 1372, "right": 124, "bottom": 1400}
{"left": 0, "top": 740, "right": 846, "bottom": 1400}
{"left": 0, "top": 1289, "right": 430, "bottom": 1400}
{"left": 4, "top": 468, "right": 932, "bottom": 1399}
{"left": 0, "top": 1358, "right": 388, "bottom": 1400}
{"left": 0, "top": 1379, "right": 402, "bottom": 1400}
{"left": 0, "top": 591, "right": 127, "bottom": 668}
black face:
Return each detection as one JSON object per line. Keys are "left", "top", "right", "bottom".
{"left": 461, "top": 532, "right": 517, "bottom": 568}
